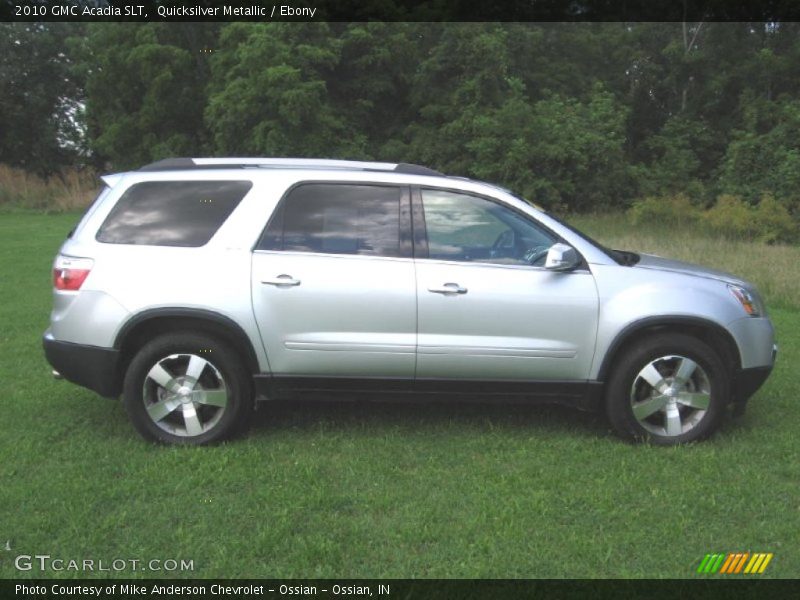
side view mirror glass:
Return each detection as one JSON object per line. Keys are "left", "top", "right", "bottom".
{"left": 545, "top": 243, "right": 580, "bottom": 271}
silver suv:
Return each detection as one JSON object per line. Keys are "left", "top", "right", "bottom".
{"left": 43, "top": 158, "right": 777, "bottom": 445}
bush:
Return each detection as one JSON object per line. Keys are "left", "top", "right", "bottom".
{"left": 753, "top": 193, "right": 798, "bottom": 243}
{"left": 703, "top": 194, "right": 756, "bottom": 237}
{"left": 628, "top": 193, "right": 702, "bottom": 227}
{"left": 703, "top": 193, "right": 798, "bottom": 244}
{"left": 629, "top": 192, "right": 798, "bottom": 244}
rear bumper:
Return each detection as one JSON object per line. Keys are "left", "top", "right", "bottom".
{"left": 43, "top": 332, "right": 121, "bottom": 398}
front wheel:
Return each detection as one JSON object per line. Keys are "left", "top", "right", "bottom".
{"left": 605, "top": 333, "right": 730, "bottom": 445}
{"left": 122, "top": 333, "right": 253, "bottom": 444}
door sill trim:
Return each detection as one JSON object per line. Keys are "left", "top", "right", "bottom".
{"left": 253, "top": 375, "right": 603, "bottom": 411}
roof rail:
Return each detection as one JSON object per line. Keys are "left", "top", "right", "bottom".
{"left": 392, "top": 163, "right": 443, "bottom": 176}
{"left": 138, "top": 157, "right": 443, "bottom": 176}
{"left": 139, "top": 158, "right": 198, "bottom": 171}
{"left": 194, "top": 157, "right": 399, "bottom": 170}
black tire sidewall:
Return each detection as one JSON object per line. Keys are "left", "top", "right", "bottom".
{"left": 605, "top": 333, "right": 729, "bottom": 445}
{"left": 122, "top": 333, "right": 252, "bottom": 445}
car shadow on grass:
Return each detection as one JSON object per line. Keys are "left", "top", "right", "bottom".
{"left": 248, "top": 397, "right": 610, "bottom": 440}
{"left": 51, "top": 386, "right": 755, "bottom": 446}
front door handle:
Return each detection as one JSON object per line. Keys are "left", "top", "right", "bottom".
{"left": 262, "top": 274, "right": 301, "bottom": 287}
{"left": 428, "top": 283, "right": 467, "bottom": 295}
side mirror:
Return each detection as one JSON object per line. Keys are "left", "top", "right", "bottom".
{"left": 545, "top": 243, "right": 580, "bottom": 271}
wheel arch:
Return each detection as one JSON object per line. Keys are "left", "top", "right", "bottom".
{"left": 596, "top": 316, "right": 741, "bottom": 383}
{"left": 114, "top": 308, "right": 261, "bottom": 387}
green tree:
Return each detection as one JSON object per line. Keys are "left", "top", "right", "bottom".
{"left": 327, "top": 22, "right": 422, "bottom": 160}
{"left": 635, "top": 116, "right": 714, "bottom": 199}
{"left": 401, "top": 24, "right": 632, "bottom": 210}
{"left": 80, "top": 23, "right": 218, "bottom": 170}
{"left": 0, "top": 23, "right": 84, "bottom": 174}
{"left": 7, "top": 20, "right": 800, "bottom": 219}
{"left": 468, "top": 82, "right": 632, "bottom": 211}
{"left": 718, "top": 95, "right": 800, "bottom": 209}
{"left": 206, "top": 23, "right": 355, "bottom": 157}
{"left": 402, "top": 24, "right": 516, "bottom": 175}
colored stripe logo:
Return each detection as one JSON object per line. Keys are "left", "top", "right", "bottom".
{"left": 697, "top": 552, "right": 773, "bottom": 574}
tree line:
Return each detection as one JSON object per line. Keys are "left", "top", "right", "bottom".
{"left": 2, "top": 22, "right": 800, "bottom": 214}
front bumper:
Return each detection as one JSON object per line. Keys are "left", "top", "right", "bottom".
{"left": 727, "top": 316, "right": 776, "bottom": 369}
{"left": 734, "top": 365, "right": 774, "bottom": 403}
{"left": 43, "top": 332, "right": 121, "bottom": 398}
{"left": 731, "top": 343, "right": 777, "bottom": 415}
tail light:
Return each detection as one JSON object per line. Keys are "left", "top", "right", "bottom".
{"left": 53, "top": 255, "right": 94, "bottom": 291}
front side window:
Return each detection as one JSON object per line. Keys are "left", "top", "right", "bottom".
{"left": 96, "top": 180, "right": 251, "bottom": 247}
{"left": 422, "top": 189, "right": 556, "bottom": 266}
{"left": 260, "top": 183, "right": 402, "bottom": 257}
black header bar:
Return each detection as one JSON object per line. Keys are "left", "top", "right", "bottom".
{"left": 4, "top": 579, "right": 800, "bottom": 599}
{"left": 3, "top": 0, "right": 800, "bottom": 22}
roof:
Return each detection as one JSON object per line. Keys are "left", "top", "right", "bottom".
{"left": 138, "top": 157, "right": 444, "bottom": 177}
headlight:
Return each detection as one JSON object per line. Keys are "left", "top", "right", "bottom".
{"left": 728, "top": 284, "right": 761, "bottom": 317}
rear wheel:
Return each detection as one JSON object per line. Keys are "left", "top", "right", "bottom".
{"left": 123, "top": 333, "right": 253, "bottom": 444}
{"left": 605, "top": 333, "right": 729, "bottom": 445}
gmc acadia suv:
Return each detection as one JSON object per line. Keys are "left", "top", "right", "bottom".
{"left": 43, "top": 158, "right": 777, "bottom": 445}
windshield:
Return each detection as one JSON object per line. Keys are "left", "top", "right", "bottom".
{"left": 546, "top": 211, "right": 642, "bottom": 266}
{"left": 543, "top": 211, "right": 620, "bottom": 261}
{"left": 506, "top": 191, "right": 626, "bottom": 265}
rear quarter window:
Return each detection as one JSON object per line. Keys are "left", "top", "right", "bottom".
{"left": 95, "top": 180, "right": 252, "bottom": 247}
{"left": 69, "top": 185, "right": 110, "bottom": 239}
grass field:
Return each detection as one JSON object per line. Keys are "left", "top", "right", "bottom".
{"left": 0, "top": 210, "right": 798, "bottom": 579}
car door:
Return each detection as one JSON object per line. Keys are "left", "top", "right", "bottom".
{"left": 414, "top": 187, "right": 599, "bottom": 382}
{"left": 251, "top": 182, "right": 416, "bottom": 379}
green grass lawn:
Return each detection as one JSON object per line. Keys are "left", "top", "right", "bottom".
{"left": 0, "top": 211, "right": 797, "bottom": 579}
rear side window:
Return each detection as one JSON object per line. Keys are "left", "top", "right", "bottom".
{"left": 96, "top": 180, "right": 252, "bottom": 247}
{"left": 259, "top": 183, "right": 402, "bottom": 257}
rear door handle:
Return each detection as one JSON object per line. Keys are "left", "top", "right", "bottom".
{"left": 428, "top": 283, "right": 467, "bottom": 295}
{"left": 262, "top": 274, "right": 301, "bottom": 287}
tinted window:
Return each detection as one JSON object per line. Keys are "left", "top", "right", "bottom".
{"left": 422, "top": 189, "right": 556, "bottom": 265}
{"left": 261, "top": 184, "right": 401, "bottom": 257}
{"left": 96, "top": 180, "right": 251, "bottom": 247}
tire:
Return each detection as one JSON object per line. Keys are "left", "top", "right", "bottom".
{"left": 605, "top": 333, "right": 730, "bottom": 445}
{"left": 122, "top": 332, "right": 253, "bottom": 445}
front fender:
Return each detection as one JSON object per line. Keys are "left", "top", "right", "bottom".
{"left": 590, "top": 265, "right": 745, "bottom": 380}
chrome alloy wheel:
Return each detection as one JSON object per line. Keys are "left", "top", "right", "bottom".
{"left": 142, "top": 353, "right": 228, "bottom": 437}
{"left": 629, "top": 355, "right": 711, "bottom": 437}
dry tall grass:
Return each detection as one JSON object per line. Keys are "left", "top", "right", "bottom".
{"left": 571, "top": 212, "right": 800, "bottom": 310}
{"left": 0, "top": 164, "right": 99, "bottom": 212}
